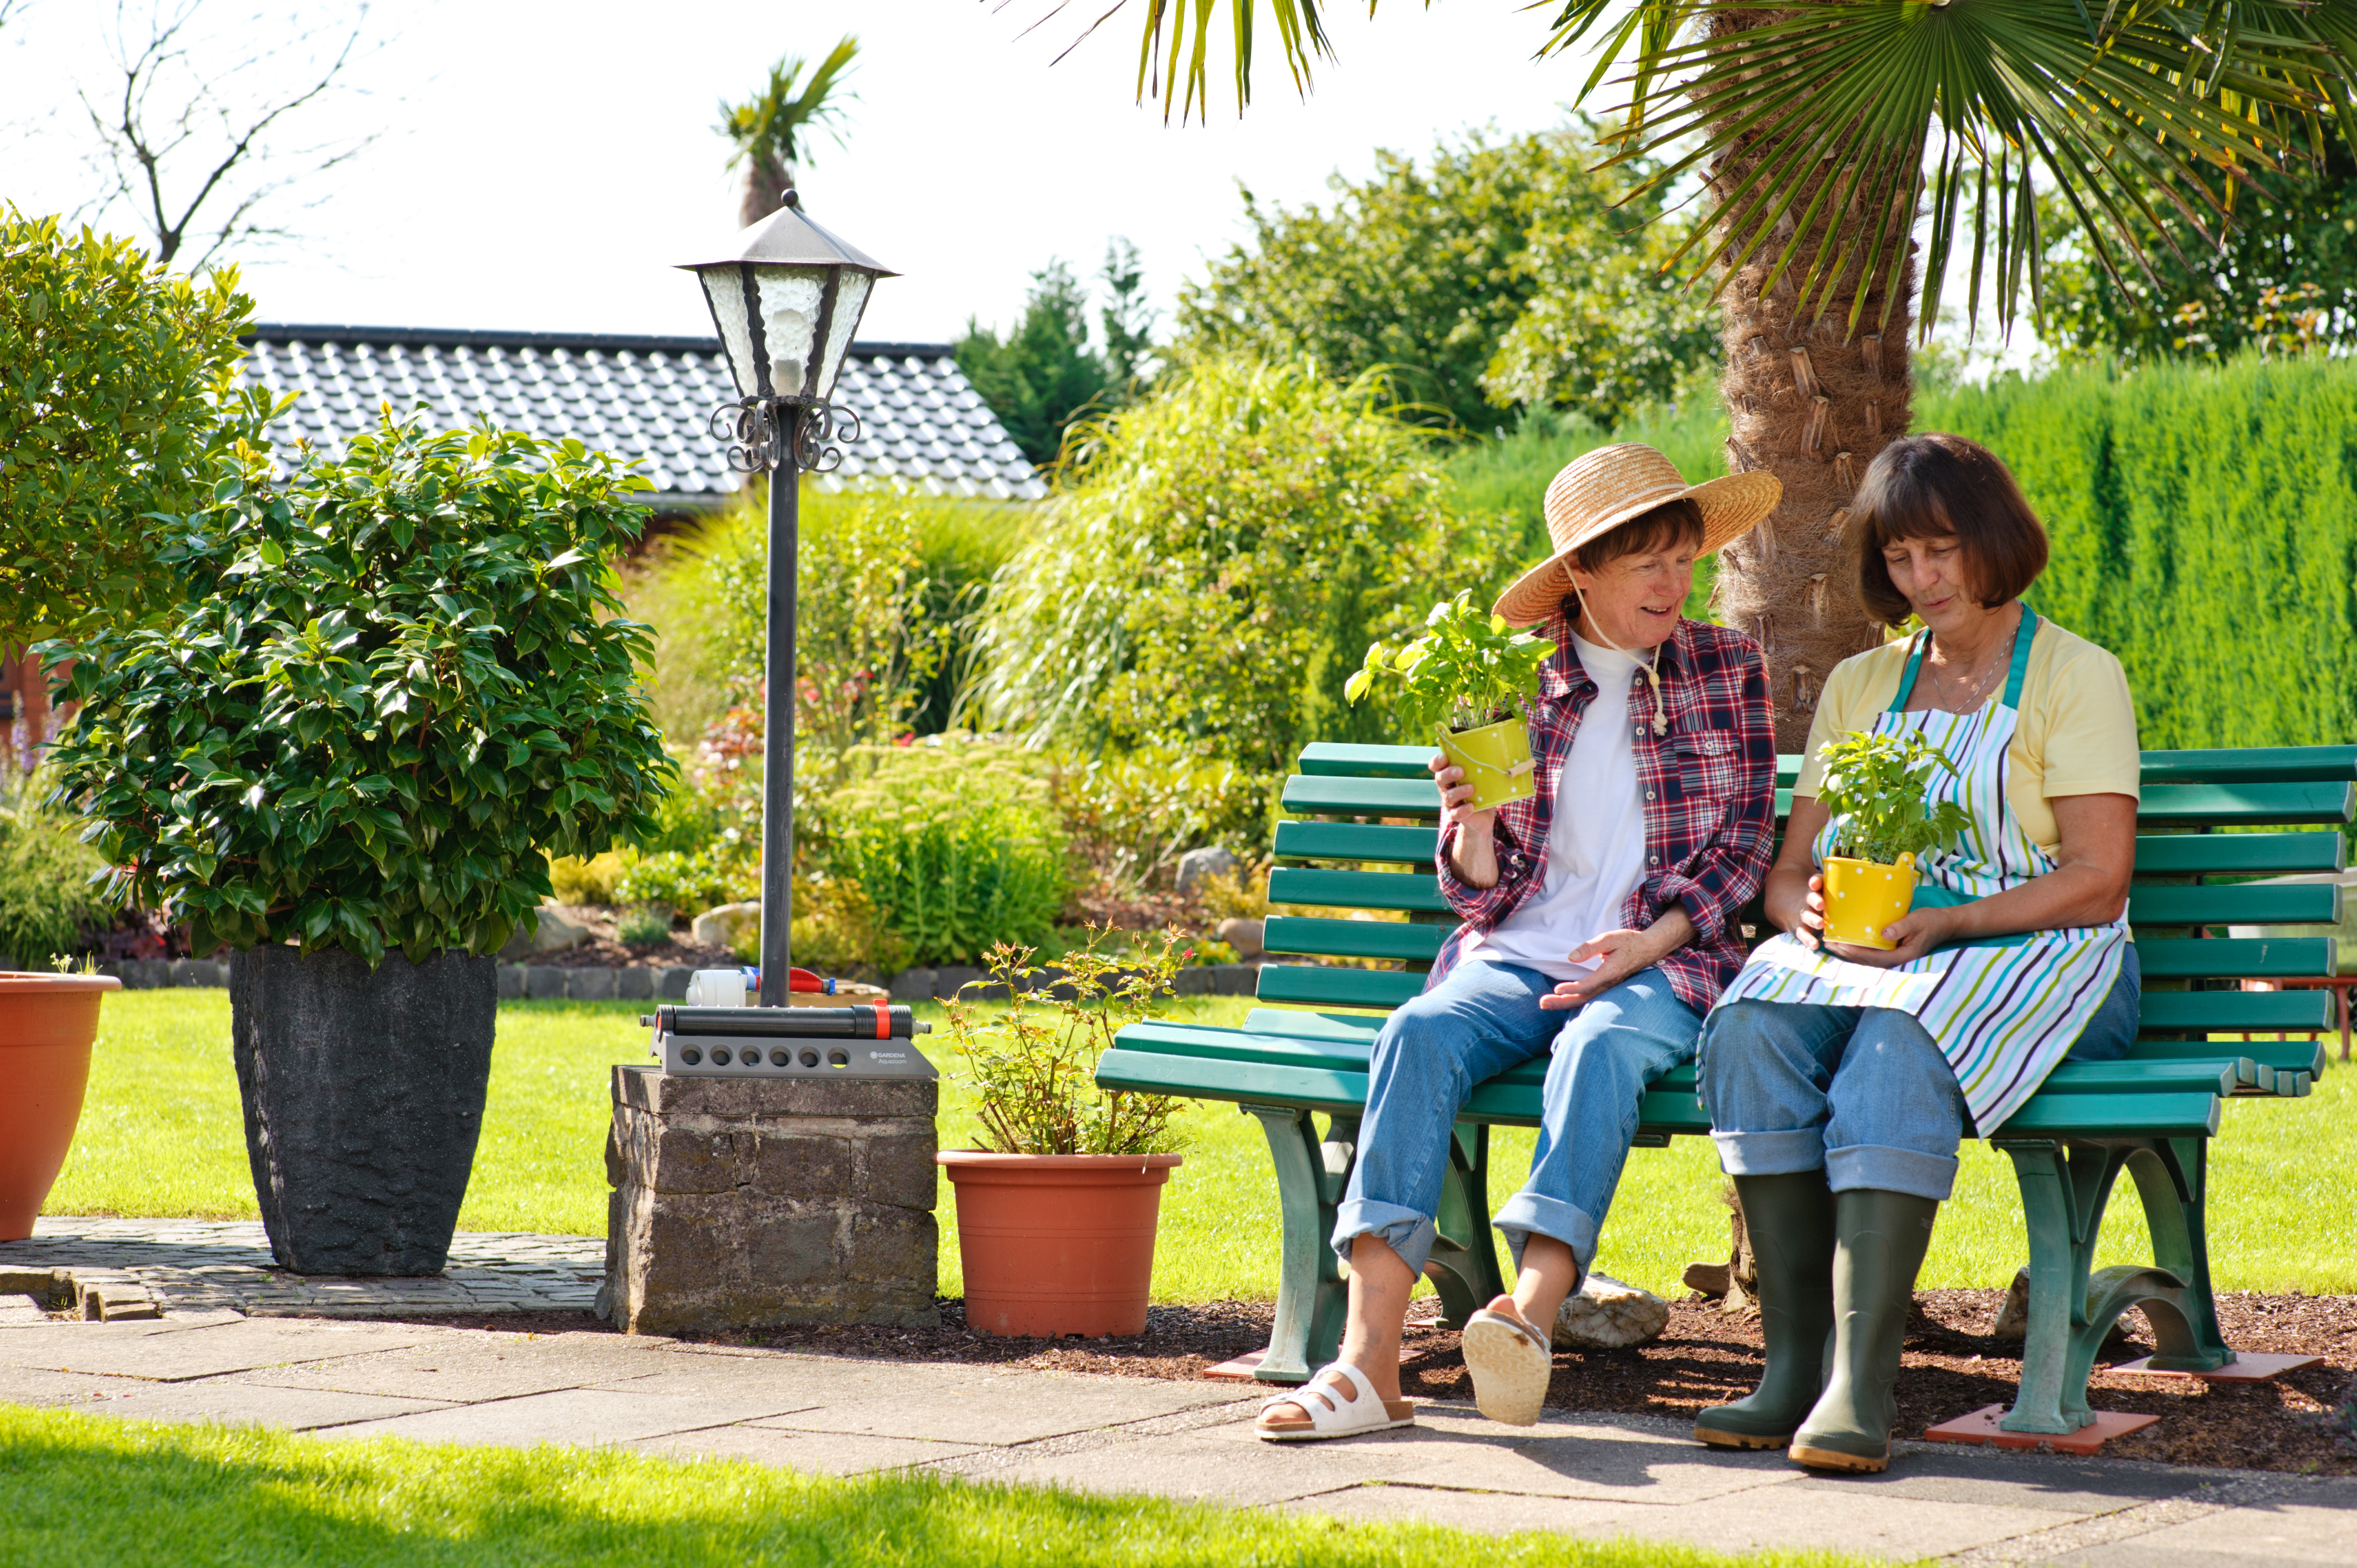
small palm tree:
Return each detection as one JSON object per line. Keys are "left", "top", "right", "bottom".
{"left": 718, "top": 35, "right": 860, "bottom": 229}
{"left": 1059, "top": 1, "right": 2357, "bottom": 745}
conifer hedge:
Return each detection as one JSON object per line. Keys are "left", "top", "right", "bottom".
{"left": 1921, "top": 355, "right": 2357, "bottom": 751}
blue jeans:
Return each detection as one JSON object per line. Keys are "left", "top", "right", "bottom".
{"left": 1701, "top": 943, "right": 2142, "bottom": 1202}
{"left": 1333, "top": 960, "right": 1704, "bottom": 1277}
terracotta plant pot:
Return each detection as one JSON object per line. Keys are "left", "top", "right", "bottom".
{"left": 1435, "top": 716, "right": 1537, "bottom": 811}
{"left": 0, "top": 972, "right": 121, "bottom": 1241}
{"left": 1822, "top": 852, "right": 1918, "bottom": 950}
{"left": 937, "top": 1150, "right": 1183, "bottom": 1338}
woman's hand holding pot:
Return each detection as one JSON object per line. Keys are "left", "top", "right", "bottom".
{"left": 1824, "top": 902, "right": 1960, "bottom": 968}
{"left": 1432, "top": 752, "right": 1500, "bottom": 888}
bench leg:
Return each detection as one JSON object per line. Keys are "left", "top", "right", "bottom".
{"left": 1422, "top": 1121, "right": 1507, "bottom": 1330}
{"left": 1998, "top": 1138, "right": 2114, "bottom": 1434}
{"left": 2121, "top": 1137, "right": 2232, "bottom": 1372}
{"left": 1241, "top": 1104, "right": 1352, "bottom": 1384}
{"left": 1998, "top": 1136, "right": 2219, "bottom": 1435}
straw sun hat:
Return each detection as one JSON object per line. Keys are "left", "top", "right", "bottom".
{"left": 1493, "top": 444, "right": 1783, "bottom": 626}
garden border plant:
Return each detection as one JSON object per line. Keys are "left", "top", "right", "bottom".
{"left": 42, "top": 413, "right": 676, "bottom": 1274}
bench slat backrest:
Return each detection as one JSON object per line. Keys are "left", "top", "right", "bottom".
{"left": 1263, "top": 741, "right": 2355, "bottom": 1050}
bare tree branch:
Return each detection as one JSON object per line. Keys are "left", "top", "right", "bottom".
{"left": 72, "top": 0, "right": 385, "bottom": 270}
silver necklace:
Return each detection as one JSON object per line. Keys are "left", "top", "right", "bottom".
{"left": 1927, "top": 618, "right": 2016, "bottom": 713}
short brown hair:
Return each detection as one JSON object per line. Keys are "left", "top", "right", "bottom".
{"left": 1847, "top": 434, "right": 2047, "bottom": 628}
{"left": 1571, "top": 497, "right": 1705, "bottom": 576}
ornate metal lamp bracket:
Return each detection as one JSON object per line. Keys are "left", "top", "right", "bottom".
{"left": 707, "top": 397, "right": 862, "bottom": 476}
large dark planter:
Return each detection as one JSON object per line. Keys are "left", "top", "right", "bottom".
{"left": 229, "top": 945, "right": 497, "bottom": 1275}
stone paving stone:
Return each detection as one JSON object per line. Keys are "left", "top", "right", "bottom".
{"left": 631, "top": 1426, "right": 988, "bottom": 1476}
{"left": 1299, "top": 1480, "right": 2066, "bottom": 1560}
{"left": 76, "top": 1378, "right": 456, "bottom": 1432}
{"left": 0, "top": 1319, "right": 421, "bottom": 1381}
{"left": 1785, "top": 1447, "right": 2200, "bottom": 1515}
{"left": 953, "top": 1421, "right": 1452, "bottom": 1508}
{"left": 0, "top": 1295, "right": 48, "bottom": 1325}
{"left": 0, "top": 1364, "right": 144, "bottom": 1409}
{"left": 1347, "top": 1406, "right": 1805, "bottom": 1506}
{"left": 737, "top": 1361, "right": 1257, "bottom": 1447}
{"left": 251, "top": 1332, "right": 682, "bottom": 1402}
{"left": 322, "top": 1386, "right": 824, "bottom": 1447}
{"left": 2051, "top": 1479, "right": 2357, "bottom": 1566}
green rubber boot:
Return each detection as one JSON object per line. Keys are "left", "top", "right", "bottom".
{"left": 1790, "top": 1188, "right": 1940, "bottom": 1474}
{"left": 1692, "top": 1171, "right": 1837, "bottom": 1450}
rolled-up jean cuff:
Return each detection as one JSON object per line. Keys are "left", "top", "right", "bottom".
{"left": 1332, "top": 1199, "right": 1437, "bottom": 1276}
{"left": 1826, "top": 1143, "right": 1958, "bottom": 1201}
{"left": 1712, "top": 1128, "right": 1828, "bottom": 1177}
{"left": 1491, "top": 1192, "right": 1599, "bottom": 1275}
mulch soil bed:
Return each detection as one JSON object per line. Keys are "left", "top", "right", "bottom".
{"left": 416, "top": 1288, "right": 2357, "bottom": 1477}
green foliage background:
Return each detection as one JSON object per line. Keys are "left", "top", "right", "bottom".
{"left": 1921, "top": 353, "right": 2357, "bottom": 751}
{"left": 0, "top": 207, "right": 280, "bottom": 642}
{"left": 1171, "top": 121, "right": 1716, "bottom": 434}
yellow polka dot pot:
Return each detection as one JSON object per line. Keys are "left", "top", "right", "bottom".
{"left": 1435, "top": 718, "right": 1538, "bottom": 812}
{"left": 1821, "top": 852, "right": 1917, "bottom": 951}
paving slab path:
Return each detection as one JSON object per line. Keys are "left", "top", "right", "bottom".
{"left": 0, "top": 1309, "right": 2349, "bottom": 1565}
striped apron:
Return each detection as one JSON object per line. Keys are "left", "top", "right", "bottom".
{"left": 1711, "top": 609, "right": 2127, "bottom": 1134}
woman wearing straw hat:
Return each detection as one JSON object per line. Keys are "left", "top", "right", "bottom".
{"left": 1257, "top": 444, "right": 1782, "bottom": 1441}
{"left": 1694, "top": 434, "right": 2141, "bottom": 1474}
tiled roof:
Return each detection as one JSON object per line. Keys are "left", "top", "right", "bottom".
{"left": 237, "top": 324, "right": 1047, "bottom": 506}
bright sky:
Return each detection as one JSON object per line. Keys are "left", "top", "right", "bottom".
{"left": 2, "top": 0, "right": 1606, "bottom": 346}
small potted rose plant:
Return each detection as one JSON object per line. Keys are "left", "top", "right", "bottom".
{"left": 1345, "top": 590, "right": 1556, "bottom": 811}
{"left": 1812, "top": 729, "right": 1974, "bottom": 949}
{"left": 935, "top": 927, "right": 1187, "bottom": 1339}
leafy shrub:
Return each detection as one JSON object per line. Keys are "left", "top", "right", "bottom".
{"left": 615, "top": 837, "right": 756, "bottom": 919}
{"left": 779, "top": 874, "right": 910, "bottom": 976}
{"left": 824, "top": 739, "right": 1067, "bottom": 966}
{"left": 627, "top": 488, "right": 1015, "bottom": 755}
{"left": 941, "top": 930, "right": 1188, "bottom": 1156}
{"left": 616, "top": 905, "right": 673, "bottom": 947}
{"left": 43, "top": 417, "right": 676, "bottom": 963}
{"left": 0, "top": 775, "right": 120, "bottom": 966}
{"left": 1814, "top": 730, "right": 1975, "bottom": 867}
{"left": 1047, "top": 747, "right": 1277, "bottom": 893}
{"left": 549, "top": 849, "right": 632, "bottom": 905}
{"left": 971, "top": 357, "right": 1518, "bottom": 774}
{"left": 0, "top": 207, "right": 280, "bottom": 643}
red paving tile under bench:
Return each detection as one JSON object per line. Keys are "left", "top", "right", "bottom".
{"left": 2108, "top": 1350, "right": 2323, "bottom": 1381}
{"left": 1923, "top": 1405, "right": 2161, "bottom": 1454}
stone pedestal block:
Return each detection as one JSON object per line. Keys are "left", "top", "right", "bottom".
{"left": 599, "top": 1065, "right": 938, "bottom": 1335}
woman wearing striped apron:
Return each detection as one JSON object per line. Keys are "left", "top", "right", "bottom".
{"left": 1696, "top": 434, "right": 2143, "bottom": 1474}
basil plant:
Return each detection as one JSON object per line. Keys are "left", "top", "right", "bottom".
{"left": 42, "top": 416, "right": 678, "bottom": 964}
{"left": 1345, "top": 590, "right": 1556, "bottom": 736}
{"left": 1814, "top": 728, "right": 1975, "bottom": 869}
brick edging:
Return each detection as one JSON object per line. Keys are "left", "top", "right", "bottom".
{"left": 87, "top": 957, "right": 1272, "bottom": 1002}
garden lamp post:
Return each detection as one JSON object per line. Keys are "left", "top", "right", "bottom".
{"left": 681, "top": 191, "right": 894, "bottom": 1008}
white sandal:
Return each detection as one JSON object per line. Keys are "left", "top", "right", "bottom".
{"left": 1461, "top": 1306, "right": 1553, "bottom": 1426}
{"left": 1253, "top": 1362, "right": 1416, "bottom": 1442}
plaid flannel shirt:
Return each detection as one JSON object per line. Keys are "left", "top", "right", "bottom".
{"left": 1431, "top": 609, "right": 1777, "bottom": 1015}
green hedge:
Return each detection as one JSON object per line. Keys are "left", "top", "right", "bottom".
{"left": 1921, "top": 355, "right": 2357, "bottom": 751}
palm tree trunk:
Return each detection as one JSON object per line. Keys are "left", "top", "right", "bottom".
{"left": 1706, "top": 12, "right": 1918, "bottom": 752}
{"left": 738, "top": 153, "right": 794, "bottom": 230}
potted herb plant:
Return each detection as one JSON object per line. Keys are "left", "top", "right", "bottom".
{"left": 1812, "top": 729, "right": 1975, "bottom": 950}
{"left": 1345, "top": 590, "right": 1557, "bottom": 811}
{"left": 1, "top": 210, "right": 272, "bottom": 1239}
{"left": 43, "top": 415, "right": 675, "bottom": 1275}
{"left": 935, "top": 928, "right": 1188, "bottom": 1338}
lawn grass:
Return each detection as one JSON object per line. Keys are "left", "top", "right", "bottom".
{"left": 0, "top": 1405, "right": 1881, "bottom": 1568}
{"left": 44, "top": 991, "right": 2357, "bottom": 1299}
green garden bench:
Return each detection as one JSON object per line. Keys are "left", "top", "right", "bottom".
{"left": 1097, "top": 741, "right": 2349, "bottom": 1437}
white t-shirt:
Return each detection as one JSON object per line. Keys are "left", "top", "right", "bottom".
{"left": 1465, "top": 631, "right": 1649, "bottom": 980}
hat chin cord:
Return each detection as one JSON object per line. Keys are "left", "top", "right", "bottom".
{"left": 1572, "top": 580, "right": 1670, "bottom": 737}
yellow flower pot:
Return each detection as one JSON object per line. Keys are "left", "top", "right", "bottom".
{"left": 1822, "top": 853, "right": 1917, "bottom": 951}
{"left": 1436, "top": 717, "right": 1537, "bottom": 812}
